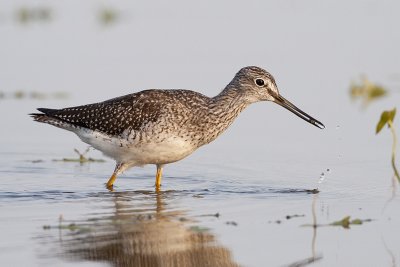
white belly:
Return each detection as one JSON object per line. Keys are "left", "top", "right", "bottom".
{"left": 75, "top": 129, "right": 196, "bottom": 166}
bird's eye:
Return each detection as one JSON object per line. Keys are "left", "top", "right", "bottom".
{"left": 255, "top": 78, "right": 265, "bottom": 86}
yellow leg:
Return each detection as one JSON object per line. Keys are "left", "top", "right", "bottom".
{"left": 106, "top": 173, "right": 117, "bottom": 190}
{"left": 106, "top": 163, "right": 126, "bottom": 190}
{"left": 155, "top": 165, "right": 163, "bottom": 189}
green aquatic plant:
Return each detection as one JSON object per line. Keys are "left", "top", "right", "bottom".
{"left": 30, "top": 91, "right": 46, "bottom": 100}
{"left": 98, "top": 8, "right": 119, "bottom": 26}
{"left": 302, "top": 216, "right": 372, "bottom": 229}
{"left": 17, "top": 8, "right": 30, "bottom": 23}
{"left": 16, "top": 7, "right": 52, "bottom": 24}
{"left": 14, "top": 90, "right": 25, "bottom": 99}
{"left": 53, "top": 148, "right": 105, "bottom": 163}
{"left": 1, "top": 90, "right": 68, "bottom": 100}
{"left": 350, "top": 77, "right": 387, "bottom": 107}
{"left": 52, "top": 92, "right": 69, "bottom": 99}
{"left": 376, "top": 108, "right": 400, "bottom": 182}
{"left": 330, "top": 216, "right": 371, "bottom": 229}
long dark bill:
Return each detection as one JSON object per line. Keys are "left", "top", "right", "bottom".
{"left": 274, "top": 95, "right": 325, "bottom": 129}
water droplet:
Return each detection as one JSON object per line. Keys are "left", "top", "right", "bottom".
{"left": 318, "top": 172, "right": 325, "bottom": 184}
{"left": 326, "top": 168, "right": 331, "bottom": 173}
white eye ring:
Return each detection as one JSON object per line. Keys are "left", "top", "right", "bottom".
{"left": 255, "top": 78, "right": 265, "bottom": 87}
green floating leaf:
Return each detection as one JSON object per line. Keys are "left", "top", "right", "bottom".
{"left": 376, "top": 108, "right": 396, "bottom": 134}
{"left": 331, "top": 216, "right": 350, "bottom": 228}
{"left": 330, "top": 216, "right": 372, "bottom": 229}
{"left": 350, "top": 219, "right": 363, "bottom": 225}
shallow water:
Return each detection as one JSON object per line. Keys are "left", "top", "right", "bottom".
{"left": 1, "top": 1, "right": 400, "bottom": 266}
{"left": 2, "top": 98, "right": 400, "bottom": 267}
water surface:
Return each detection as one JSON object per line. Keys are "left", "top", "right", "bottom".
{"left": 1, "top": 1, "right": 400, "bottom": 266}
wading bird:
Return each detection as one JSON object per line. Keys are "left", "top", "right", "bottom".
{"left": 31, "top": 66, "right": 324, "bottom": 190}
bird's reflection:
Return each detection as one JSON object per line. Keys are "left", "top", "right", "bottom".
{"left": 55, "top": 190, "right": 238, "bottom": 267}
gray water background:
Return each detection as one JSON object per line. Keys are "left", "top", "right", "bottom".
{"left": 1, "top": 1, "right": 400, "bottom": 266}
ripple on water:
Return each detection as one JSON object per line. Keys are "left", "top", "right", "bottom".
{"left": 0, "top": 190, "right": 87, "bottom": 202}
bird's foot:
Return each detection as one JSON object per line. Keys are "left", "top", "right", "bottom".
{"left": 106, "top": 173, "right": 117, "bottom": 191}
{"left": 106, "top": 183, "right": 115, "bottom": 192}
{"left": 155, "top": 184, "right": 162, "bottom": 192}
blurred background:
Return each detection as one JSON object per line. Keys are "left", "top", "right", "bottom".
{"left": 1, "top": 1, "right": 400, "bottom": 266}
{"left": 1, "top": 0, "right": 399, "bottom": 163}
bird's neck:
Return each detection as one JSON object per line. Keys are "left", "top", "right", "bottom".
{"left": 210, "top": 85, "right": 250, "bottom": 115}
{"left": 199, "top": 86, "right": 251, "bottom": 144}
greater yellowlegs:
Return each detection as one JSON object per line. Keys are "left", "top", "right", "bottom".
{"left": 31, "top": 66, "right": 324, "bottom": 190}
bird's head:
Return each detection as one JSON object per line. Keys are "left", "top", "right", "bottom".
{"left": 231, "top": 66, "right": 325, "bottom": 129}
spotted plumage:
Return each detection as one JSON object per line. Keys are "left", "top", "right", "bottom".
{"left": 31, "top": 66, "right": 324, "bottom": 189}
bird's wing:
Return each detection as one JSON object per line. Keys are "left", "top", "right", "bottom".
{"left": 32, "top": 90, "right": 167, "bottom": 136}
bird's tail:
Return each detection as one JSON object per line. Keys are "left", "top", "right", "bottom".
{"left": 30, "top": 108, "right": 54, "bottom": 120}
{"left": 30, "top": 108, "right": 74, "bottom": 130}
